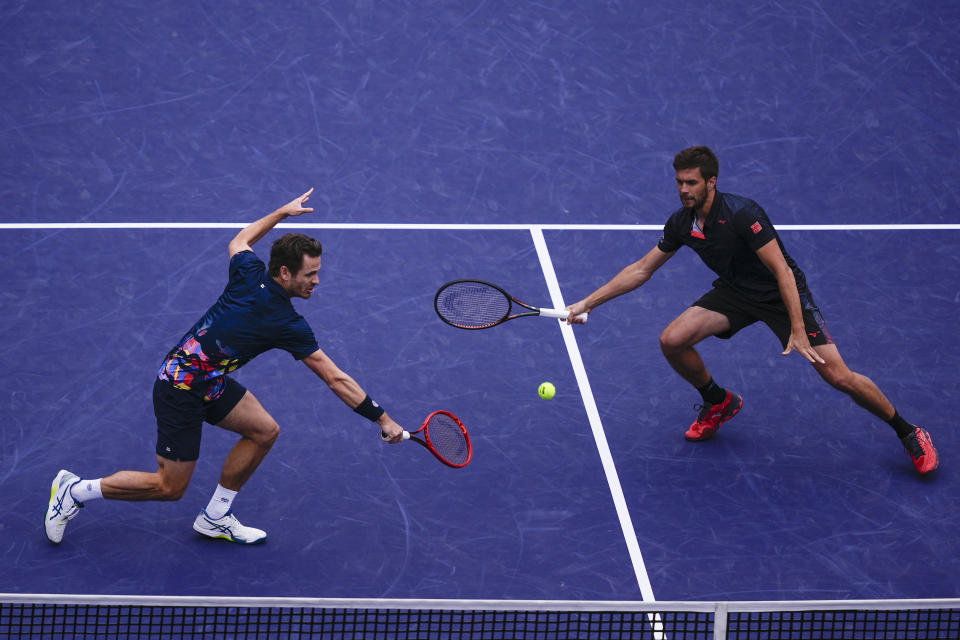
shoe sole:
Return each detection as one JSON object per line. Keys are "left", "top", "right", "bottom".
{"left": 193, "top": 529, "right": 267, "bottom": 545}
{"left": 193, "top": 520, "right": 267, "bottom": 545}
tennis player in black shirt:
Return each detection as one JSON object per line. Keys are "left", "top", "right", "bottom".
{"left": 566, "top": 146, "right": 938, "bottom": 475}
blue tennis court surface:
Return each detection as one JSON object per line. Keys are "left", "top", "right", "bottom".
{"left": 1, "top": 0, "right": 958, "bottom": 605}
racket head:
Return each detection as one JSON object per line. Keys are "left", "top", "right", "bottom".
{"left": 434, "top": 279, "right": 514, "bottom": 330}
{"left": 415, "top": 410, "right": 473, "bottom": 468}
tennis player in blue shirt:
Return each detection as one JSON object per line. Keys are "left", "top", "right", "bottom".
{"left": 45, "top": 189, "right": 406, "bottom": 545}
{"left": 566, "top": 146, "right": 938, "bottom": 475}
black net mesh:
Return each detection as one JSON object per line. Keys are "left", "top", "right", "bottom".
{"left": 726, "top": 608, "right": 960, "bottom": 640}
{"left": 0, "top": 604, "right": 709, "bottom": 640}
{"left": 2, "top": 601, "right": 956, "bottom": 640}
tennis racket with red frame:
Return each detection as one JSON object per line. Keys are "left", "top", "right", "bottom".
{"left": 383, "top": 410, "right": 472, "bottom": 468}
{"left": 434, "top": 279, "right": 587, "bottom": 330}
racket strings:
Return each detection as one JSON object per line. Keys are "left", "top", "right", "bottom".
{"left": 435, "top": 282, "right": 510, "bottom": 329}
{"left": 426, "top": 414, "right": 471, "bottom": 466}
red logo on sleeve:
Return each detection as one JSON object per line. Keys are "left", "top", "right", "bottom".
{"left": 750, "top": 221, "right": 762, "bottom": 234}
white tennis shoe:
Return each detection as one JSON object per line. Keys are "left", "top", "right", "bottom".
{"left": 193, "top": 509, "right": 266, "bottom": 544}
{"left": 45, "top": 469, "right": 83, "bottom": 544}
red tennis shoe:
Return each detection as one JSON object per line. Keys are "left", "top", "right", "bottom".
{"left": 900, "top": 427, "right": 939, "bottom": 474}
{"left": 685, "top": 391, "right": 743, "bottom": 441}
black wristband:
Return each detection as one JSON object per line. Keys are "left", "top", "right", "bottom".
{"left": 354, "top": 395, "right": 385, "bottom": 422}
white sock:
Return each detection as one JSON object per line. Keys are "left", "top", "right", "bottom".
{"left": 70, "top": 478, "right": 103, "bottom": 503}
{"left": 204, "top": 484, "right": 237, "bottom": 519}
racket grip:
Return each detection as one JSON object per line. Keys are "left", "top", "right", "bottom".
{"left": 539, "top": 308, "right": 588, "bottom": 323}
{"left": 381, "top": 430, "right": 411, "bottom": 441}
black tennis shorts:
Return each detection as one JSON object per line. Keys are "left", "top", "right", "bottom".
{"left": 693, "top": 281, "right": 833, "bottom": 348}
{"left": 153, "top": 377, "right": 247, "bottom": 462}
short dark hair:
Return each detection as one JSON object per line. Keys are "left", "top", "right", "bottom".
{"left": 268, "top": 233, "right": 323, "bottom": 277}
{"left": 673, "top": 146, "right": 719, "bottom": 182}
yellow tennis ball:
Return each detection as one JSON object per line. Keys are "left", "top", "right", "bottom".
{"left": 538, "top": 382, "right": 556, "bottom": 400}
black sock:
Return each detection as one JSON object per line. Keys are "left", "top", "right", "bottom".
{"left": 696, "top": 378, "right": 727, "bottom": 405}
{"left": 887, "top": 410, "right": 915, "bottom": 439}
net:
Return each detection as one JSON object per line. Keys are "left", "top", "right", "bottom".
{"left": 1, "top": 596, "right": 957, "bottom": 640}
{"left": 434, "top": 281, "right": 511, "bottom": 329}
{"left": 0, "top": 604, "right": 705, "bottom": 640}
{"left": 725, "top": 608, "right": 960, "bottom": 639}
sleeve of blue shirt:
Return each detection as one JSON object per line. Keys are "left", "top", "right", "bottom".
{"left": 281, "top": 319, "right": 320, "bottom": 361}
{"left": 228, "top": 249, "right": 264, "bottom": 285}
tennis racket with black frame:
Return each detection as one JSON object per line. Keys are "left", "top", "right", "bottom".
{"left": 383, "top": 410, "right": 472, "bottom": 468}
{"left": 434, "top": 279, "right": 587, "bottom": 330}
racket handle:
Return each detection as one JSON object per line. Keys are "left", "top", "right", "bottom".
{"left": 539, "top": 308, "right": 589, "bottom": 323}
{"left": 381, "top": 430, "right": 411, "bottom": 441}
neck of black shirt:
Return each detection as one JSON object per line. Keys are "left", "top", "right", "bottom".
{"left": 694, "top": 190, "right": 717, "bottom": 229}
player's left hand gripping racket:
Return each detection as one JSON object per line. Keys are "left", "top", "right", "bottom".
{"left": 383, "top": 411, "right": 473, "bottom": 468}
{"left": 434, "top": 279, "right": 587, "bottom": 330}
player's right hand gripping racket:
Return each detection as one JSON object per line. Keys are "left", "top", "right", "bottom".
{"left": 384, "top": 411, "right": 473, "bottom": 468}
{"left": 434, "top": 279, "right": 587, "bottom": 330}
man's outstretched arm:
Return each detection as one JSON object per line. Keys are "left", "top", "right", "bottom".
{"left": 302, "top": 348, "right": 406, "bottom": 443}
{"left": 228, "top": 188, "right": 315, "bottom": 257}
{"left": 565, "top": 245, "right": 675, "bottom": 322}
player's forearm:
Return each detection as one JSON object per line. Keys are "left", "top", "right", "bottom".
{"left": 229, "top": 210, "right": 289, "bottom": 254}
{"left": 774, "top": 268, "right": 806, "bottom": 333}
{"left": 325, "top": 373, "right": 368, "bottom": 410}
{"left": 584, "top": 264, "right": 651, "bottom": 311}
{"left": 328, "top": 374, "right": 395, "bottom": 429}
{"left": 304, "top": 351, "right": 373, "bottom": 411}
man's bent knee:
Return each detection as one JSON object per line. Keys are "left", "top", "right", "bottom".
{"left": 659, "top": 327, "right": 690, "bottom": 356}
{"left": 217, "top": 391, "right": 281, "bottom": 448}
{"left": 818, "top": 365, "right": 857, "bottom": 394}
{"left": 157, "top": 483, "right": 188, "bottom": 501}
{"left": 253, "top": 421, "right": 279, "bottom": 449}
{"left": 235, "top": 417, "right": 279, "bottom": 449}
{"left": 155, "top": 458, "right": 194, "bottom": 500}
{"left": 149, "top": 473, "right": 189, "bottom": 501}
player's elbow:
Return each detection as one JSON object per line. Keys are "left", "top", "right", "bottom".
{"left": 626, "top": 260, "right": 656, "bottom": 285}
{"left": 228, "top": 237, "right": 250, "bottom": 257}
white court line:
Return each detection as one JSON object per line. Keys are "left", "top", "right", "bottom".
{"left": 0, "top": 222, "right": 958, "bottom": 231}
{"left": 529, "top": 227, "right": 657, "bottom": 603}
